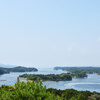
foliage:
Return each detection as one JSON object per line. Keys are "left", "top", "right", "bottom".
{"left": 0, "top": 66, "right": 38, "bottom": 74}
{"left": 47, "top": 88, "right": 100, "bottom": 100}
{"left": 5, "top": 66, "right": 38, "bottom": 72}
{"left": 0, "top": 68, "right": 9, "bottom": 75}
{"left": 19, "top": 73, "right": 72, "bottom": 81}
{"left": 71, "top": 72, "right": 87, "bottom": 78}
{"left": 0, "top": 80, "right": 100, "bottom": 100}
{"left": 19, "top": 72, "right": 87, "bottom": 82}
{"left": 54, "top": 67, "right": 100, "bottom": 74}
{"left": 0, "top": 80, "right": 61, "bottom": 100}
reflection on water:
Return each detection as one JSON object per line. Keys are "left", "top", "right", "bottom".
{"left": 0, "top": 68, "right": 100, "bottom": 92}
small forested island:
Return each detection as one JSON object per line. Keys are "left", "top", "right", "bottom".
{"left": 0, "top": 66, "right": 38, "bottom": 75}
{"left": 0, "top": 68, "right": 9, "bottom": 75}
{"left": 19, "top": 73, "right": 72, "bottom": 81}
{"left": 54, "top": 66, "right": 100, "bottom": 74}
{"left": 70, "top": 72, "right": 87, "bottom": 78}
{"left": 0, "top": 80, "right": 100, "bottom": 100}
{"left": 19, "top": 72, "right": 87, "bottom": 81}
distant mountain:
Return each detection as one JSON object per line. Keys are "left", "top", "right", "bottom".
{"left": 0, "top": 65, "right": 38, "bottom": 75}
{"left": 6, "top": 66, "right": 38, "bottom": 72}
{"left": 54, "top": 66, "right": 100, "bottom": 74}
{"left": 0, "top": 68, "right": 9, "bottom": 75}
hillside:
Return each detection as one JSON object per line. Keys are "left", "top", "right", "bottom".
{"left": 0, "top": 66, "right": 38, "bottom": 75}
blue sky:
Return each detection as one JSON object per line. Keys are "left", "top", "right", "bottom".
{"left": 0, "top": 0, "right": 100, "bottom": 68}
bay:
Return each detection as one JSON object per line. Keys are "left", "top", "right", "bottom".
{"left": 0, "top": 68, "right": 100, "bottom": 92}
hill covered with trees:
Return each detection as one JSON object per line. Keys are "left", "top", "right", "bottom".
{"left": 54, "top": 67, "right": 100, "bottom": 74}
{"left": 19, "top": 73, "right": 72, "bottom": 81}
{"left": 0, "top": 66, "right": 38, "bottom": 75}
{"left": 0, "top": 68, "right": 9, "bottom": 75}
{"left": 19, "top": 72, "right": 87, "bottom": 82}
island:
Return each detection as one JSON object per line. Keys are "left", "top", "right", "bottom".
{"left": 69, "top": 72, "right": 87, "bottom": 78}
{"left": 0, "top": 66, "right": 38, "bottom": 75}
{"left": 19, "top": 73, "right": 72, "bottom": 81}
{"left": 19, "top": 71, "right": 87, "bottom": 81}
{"left": 54, "top": 66, "right": 100, "bottom": 74}
{"left": 0, "top": 68, "right": 9, "bottom": 75}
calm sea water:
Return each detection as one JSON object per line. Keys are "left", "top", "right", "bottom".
{"left": 0, "top": 68, "right": 100, "bottom": 92}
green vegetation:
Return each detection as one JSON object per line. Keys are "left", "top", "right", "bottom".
{"left": 54, "top": 67, "right": 100, "bottom": 74}
{"left": 47, "top": 88, "right": 100, "bottom": 100}
{"left": 19, "top": 72, "right": 87, "bottom": 82}
{"left": 0, "top": 68, "right": 9, "bottom": 75}
{"left": 69, "top": 72, "right": 87, "bottom": 78}
{"left": 0, "top": 80, "right": 60, "bottom": 100}
{"left": 5, "top": 66, "right": 38, "bottom": 72}
{"left": 0, "top": 80, "right": 100, "bottom": 100}
{"left": 0, "top": 66, "right": 38, "bottom": 75}
{"left": 19, "top": 73, "right": 72, "bottom": 81}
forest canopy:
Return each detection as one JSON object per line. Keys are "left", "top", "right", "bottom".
{"left": 0, "top": 80, "right": 100, "bottom": 100}
{"left": 0, "top": 66, "right": 38, "bottom": 74}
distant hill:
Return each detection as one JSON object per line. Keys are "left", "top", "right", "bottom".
{"left": 0, "top": 68, "right": 9, "bottom": 75}
{"left": 0, "top": 66, "right": 38, "bottom": 75}
{"left": 54, "top": 66, "right": 100, "bottom": 74}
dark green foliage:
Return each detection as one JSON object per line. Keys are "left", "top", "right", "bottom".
{"left": 19, "top": 73, "right": 72, "bottom": 81}
{"left": 19, "top": 72, "right": 87, "bottom": 82}
{"left": 0, "top": 66, "right": 38, "bottom": 75}
{"left": 71, "top": 72, "right": 87, "bottom": 78}
{"left": 6, "top": 66, "right": 38, "bottom": 72}
{"left": 47, "top": 88, "right": 100, "bottom": 100}
{"left": 0, "top": 68, "right": 9, "bottom": 74}
{"left": 0, "top": 81, "right": 61, "bottom": 100}
{"left": 0, "top": 81, "right": 100, "bottom": 100}
{"left": 54, "top": 67, "right": 100, "bottom": 74}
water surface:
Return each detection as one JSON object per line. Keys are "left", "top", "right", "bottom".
{"left": 0, "top": 68, "right": 100, "bottom": 92}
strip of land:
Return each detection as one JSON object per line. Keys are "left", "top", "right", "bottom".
{"left": 0, "top": 66, "right": 38, "bottom": 75}
{"left": 19, "top": 72, "right": 87, "bottom": 81}
{"left": 54, "top": 66, "right": 100, "bottom": 74}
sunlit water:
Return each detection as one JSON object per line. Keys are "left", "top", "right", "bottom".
{"left": 0, "top": 68, "right": 100, "bottom": 92}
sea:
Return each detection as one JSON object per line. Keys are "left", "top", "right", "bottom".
{"left": 0, "top": 68, "right": 100, "bottom": 92}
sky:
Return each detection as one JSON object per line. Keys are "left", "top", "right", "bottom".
{"left": 0, "top": 0, "right": 100, "bottom": 68}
